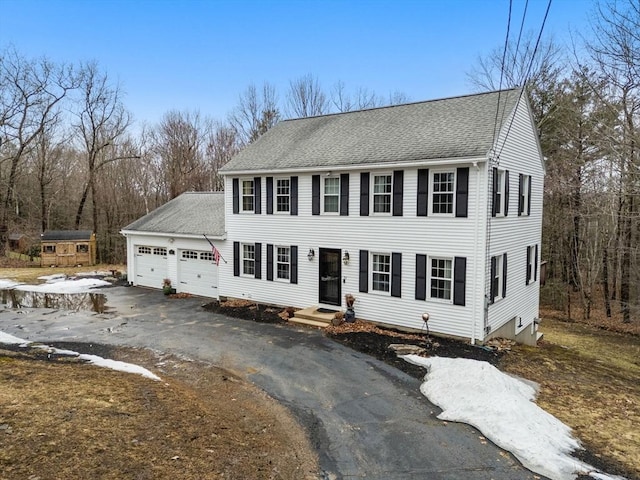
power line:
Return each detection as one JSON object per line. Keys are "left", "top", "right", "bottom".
{"left": 492, "top": 0, "right": 513, "bottom": 150}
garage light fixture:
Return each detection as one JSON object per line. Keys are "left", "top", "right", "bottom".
{"left": 307, "top": 248, "right": 315, "bottom": 261}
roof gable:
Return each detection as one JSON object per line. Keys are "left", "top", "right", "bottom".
{"left": 222, "top": 89, "right": 522, "bottom": 173}
{"left": 122, "top": 192, "right": 225, "bottom": 237}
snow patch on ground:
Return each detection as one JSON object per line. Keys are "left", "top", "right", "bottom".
{"left": 14, "top": 278, "right": 110, "bottom": 293}
{"left": 0, "top": 332, "right": 160, "bottom": 381}
{"left": 403, "top": 355, "right": 627, "bottom": 480}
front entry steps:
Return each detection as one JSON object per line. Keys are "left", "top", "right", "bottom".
{"left": 290, "top": 306, "right": 336, "bottom": 327}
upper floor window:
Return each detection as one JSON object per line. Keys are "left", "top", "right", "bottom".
{"left": 371, "top": 253, "right": 391, "bottom": 293}
{"left": 276, "top": 246, "right": 290, "bottom": 281}
{"left": 323, "top": 177, "right": 340, "bottom": 213}
{"left": 432, "top": 171, "right": 454, "bottom": 214}
{"left": 492, "top": 168, "right": 510, "bottom": 217}
{"left": 242, "top": 244, "right": 255, "bottom": 276}
{"left": 242, "top": 179, "right": 254, "bottom": 212}
{"left": 519, "top": 174, "right": 531, "bottom": 216}
{"left": 276, "top": 178, "right": 290, "bottom": 213}
{"left": 373, "top": 174, "right": 392, "bottom": 214}
{"left": 430, "top": 257, "right": 452, "bottom": 300}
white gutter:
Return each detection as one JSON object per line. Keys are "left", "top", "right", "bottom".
{"left": 119, "top": 230, "right": 227, "bottom": 241}
{"left": 221, "top": 156, "right": 488, "bottom": 176}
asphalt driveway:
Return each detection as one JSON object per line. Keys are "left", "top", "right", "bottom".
{"left": 0, "top": 286, "right": 543, "bottom": 480}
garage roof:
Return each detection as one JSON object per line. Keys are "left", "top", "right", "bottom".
{"left": 122, "top": 192, "right": 225, "bottom": 237}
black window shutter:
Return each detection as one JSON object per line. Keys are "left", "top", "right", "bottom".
{"left": 360, "top": 172, "right": 370, "bottom": 216}
{"left": 266, "top": 244, "right": 274, "bottom": 281}
{"left": 415, "top": 254, "right": 427, "bottom": 300}
{"left": 312, "top": 175, "right": 320, "bottom": 215}
{"left": 391, "top": 252, "right": 402, "bottom": 297}
{"left": 417, "top": 169, "right": 429, "bottom": 216}
{"left": 492, "top": 167, "right": 498, "bottom": 217}
{"left": 502, "top": 253, "right": 508, "bottom": 299}
{"left": 393, "top": 170, "right": 403, "bottom": 216}
{"left": 359, "top": 250, "right": 369, "bottom": 292}
{"left": 290, "top": 246, "right": 298, "bottom": 284}
{"left": 504, "top": 170, "right": 510, "bottom": 216}
{"left": 534, "top": 244, "right": 538, "bottom": 281}
{"left": 518, "top": 174, "right": 524, "bottom": 216}
{"left": 456, "top": 167, "right": 469, "bottom": 218}
{"left": 266, "top": 177, "right": 273, "bottom": 215}
{"left": 254, "top": 177, "right": 261, "bottom": 214}
{"left": 340, "top": 173, "right": 349, "bottom": 216}
{"left": 526, "top": 246, "right": 531, "bottom": 285}
{"left": 232, "top": 179, "right": 239, "bottom": 214}
{"left": 233, "top": 242, "right": 240, "bottom": 276}
{"left": 527, "top": 176, "right": 532, "bottom": 215}
{"left": 254, "top": 243, "right": 262, "bottom": 279}
{"left": 291, "top": 176, "right": 298, "bottom": 215}
{"left": 490, "top": 256, "right": 496, "bottom": 304}
{"left": 453, "top": 257, "right": 467, "bottom": 306}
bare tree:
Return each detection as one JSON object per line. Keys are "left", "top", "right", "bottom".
{"left": 0, "top": 47, "right": 77, "bottom": 244}
{"left": 286, "top": 74, "right": 328, "bottom": 118}
{"left": 72, "top": 62, "right": 136, "bottom": 231}
{"left": 228, "top": 82, "right": 279, "bottom": 145}
{"left": 205, "top": 122, "right": 239, "bottom": 191}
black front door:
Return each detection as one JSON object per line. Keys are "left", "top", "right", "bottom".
{"left": 319, "top": 248, "right": 341, "bottom": 306}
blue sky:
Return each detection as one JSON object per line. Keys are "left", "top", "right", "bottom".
{"left": 1, "top": 0, "right": 594, "bottom": 127}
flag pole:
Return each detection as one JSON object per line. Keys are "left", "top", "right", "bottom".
{"left": 202, "top": 234, "right": 228, "bottom": 264}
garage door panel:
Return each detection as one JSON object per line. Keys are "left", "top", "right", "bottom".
{"left": 177, "top": 250, "right": 218, "bottom": 298}
{"left": 135, "top": 246, "right": 167, "bottom": 289}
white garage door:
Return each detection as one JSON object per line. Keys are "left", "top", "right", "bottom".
{"left": 177, "top": 250, "right": 218, "bottom": 298}
{"left": 135, "top": 246, "right": 168, "bottom": 289}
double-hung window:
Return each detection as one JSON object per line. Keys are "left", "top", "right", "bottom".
{"left": 430, "top": 257, "right": 452, "bottom": 300}
{"left": 323, "top": 177, "right": 340, "bottom": 213}
{"left": 495, "top": 170, "right": 505, "bottom": 215}
{"left": 490, "top": 253, "right": 507, "bottom": 302}
{"left": 432, "top": 171, "right": 454, "bottom": 214}
{"left": 241, "top": 179, "right": 254, "bottom": 212}
{"left": 519, "top": 174, "right": 531, "bottom": 216}
{"left": 242, "top": 244, "right": 255, "bottom": 276}
{"left": 526, "top": 245, "right": 538, "bottom": 285}
{"left": 373, "top": 174, "right": 392, "bottom": 213}
{"left": 276, "top": 246, "right": 290, "bottom": 281}
{"left": 276, "top": 178, "right": 290, "bottom": 213}
{"left": 371, "top": 253, "right": 391, "bottom": 293}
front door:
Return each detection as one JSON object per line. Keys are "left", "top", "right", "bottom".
{"left": 319, "top": 248, "right": 341, "bottom": 306}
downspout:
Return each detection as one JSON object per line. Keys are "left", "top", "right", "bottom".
{"left": 471, "top": 160, "right": 481, "bottom": 345}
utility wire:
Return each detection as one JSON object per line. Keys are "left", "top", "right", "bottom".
{"left": 491, "top": 0, "right": 513, "bottom": 151}
{"left": 496, "top": 0, "right": 553, "bottom": 160}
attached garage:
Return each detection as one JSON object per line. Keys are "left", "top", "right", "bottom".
{"left": 121, "top": 192, "right": 226, "bottom": 299}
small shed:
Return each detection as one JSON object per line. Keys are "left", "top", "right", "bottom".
{"left": 41, "top": 230, "right": 97, "bottom": 266}
{"left": 8, "top": 233, "right": 31, "bottom": 254}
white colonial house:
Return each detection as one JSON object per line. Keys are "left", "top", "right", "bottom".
{"left": 123, "top": 89, "right": 544, "bottom": 345}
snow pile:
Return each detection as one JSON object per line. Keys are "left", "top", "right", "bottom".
{"left": 403, "top": 355, "right": 626, "bottom": 480}
{"left": 0, "top": 332, "right": 160, "bottom": 381}
{"left": 0, "top": 279, "right": 21, "bottom": 289}
{"left": 14, "top": 278, "right": 110, "bottom": 293}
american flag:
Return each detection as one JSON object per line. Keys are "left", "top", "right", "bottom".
{"left": 212, "top": 245, "right": 221, "bottom": 266}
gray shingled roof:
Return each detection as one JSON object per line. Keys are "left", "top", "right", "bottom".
{"left": 122, "top": 192, "right": 225, "bottom": 237}
{"left": 41, "top": 230, "right": 93, "bottom": 241}
{"left": 221, "top": 89, "right": 521, "bottom": 173}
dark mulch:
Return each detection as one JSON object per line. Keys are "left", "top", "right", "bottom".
{"left": 202, "top": 300, "right": 288, "bottom": 324}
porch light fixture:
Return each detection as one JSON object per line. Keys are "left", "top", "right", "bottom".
{"left": 307, "top": 248, "right": 315, "bottom": 261}
{"left": 342, "top": 251, "right": 350, "bottom": 265}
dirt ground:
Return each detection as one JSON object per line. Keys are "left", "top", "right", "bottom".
{"left": 0, "top": 343, "right": 318, "bottom": 480}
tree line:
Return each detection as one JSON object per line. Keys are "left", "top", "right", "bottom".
{"left": 1, "top": 0, "right": 638, "bottom": 323}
